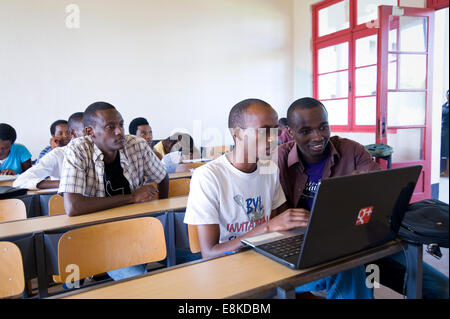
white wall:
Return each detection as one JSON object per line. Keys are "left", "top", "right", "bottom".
{"left": 0, "top": 0, "right": 294, "bottom": 159}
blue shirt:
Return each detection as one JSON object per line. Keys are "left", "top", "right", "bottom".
{"left": 298, "top": 156, "right": 328, "bottom": 212}
{"left": 0, "top": 143, "right": 32, "bottom": 174}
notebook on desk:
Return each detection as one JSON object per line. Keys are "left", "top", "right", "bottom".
{"left": 241, "top": 165, "right": 422, "bottom": 269}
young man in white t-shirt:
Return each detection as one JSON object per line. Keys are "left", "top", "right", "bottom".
{"left": 184, "top": 99, "right": 310, "bottom": 258}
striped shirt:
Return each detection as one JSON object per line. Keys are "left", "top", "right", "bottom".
{"left": 58, "top": 135, "right": 166, "bottom": 197}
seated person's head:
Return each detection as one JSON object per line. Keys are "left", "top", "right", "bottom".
{"left": 166, "top": 133, "right": 194, "bottom": 157}
{"left": 0, "top": 123, "right": 17, "bottom": 160}
{"left": 286, "top": 97, "right": 330, "bottom": 163}
{"left": 129, "top": 117, "right": 153, "bottom": 146}
{"left": 50, "top": 120, "right": 70, "bottom": 147}
{"left": 84, "top": 102, "right": 125, "bottom": 152}
{"left": 67, "top": 112, "right": 85, "bottom": 139}
{"left": 228, "top": 98, "right": 279, "bottom": 163}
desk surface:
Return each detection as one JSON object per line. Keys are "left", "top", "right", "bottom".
{"left": 168, "top": 171, "right": 192, "bottom": 179}
{"left": 0, "top": 196, "right": 188, "bottom": 239}
{"left": 59, "top": 240, "right": 403, "bottom": 299}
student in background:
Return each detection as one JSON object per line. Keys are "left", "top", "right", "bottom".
{"left": 278, "top": 117, "right": 293, "bottom": 144}
{"left": 0, "top": 123, "right": 32, "bottom": 175}
{"left": 161, "top": 133, "right": 201, "bottom": 173}
{"left": 279, "top": 97, "right": 448, "bottom": 299}
{"left": 36, "top": 119, "right": 70, "bottom": 163}
{"left": 129, "top": 117, "right": 162, "bottom": 160}
{"left": 13, "top": 112, "right": 85, "bottom": 189}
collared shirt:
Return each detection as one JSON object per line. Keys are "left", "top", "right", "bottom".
{"left": 13, "top": 146, "right": 66, "bottom": 189}
{"left": 277, "top": 136, "right": 380, "bottom": 208}
{"left": 58, "top": 135, "right": 166, "bottom": 197}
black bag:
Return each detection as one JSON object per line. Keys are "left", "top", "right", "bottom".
{"left": 0, "top": 186, "right": 28, "bottom": 199}
{"left": 398, "top": 199, "right": 449, "bottom": 259}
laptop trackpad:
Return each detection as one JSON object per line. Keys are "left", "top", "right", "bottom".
{"left": 242, "top": 227, "right": 306, "bottom": 247}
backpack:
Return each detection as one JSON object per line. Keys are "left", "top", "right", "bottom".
{"left": 0, "top": 186, "right": 28, "bottom": 200}
{"left": 398, "top": 199, "right": 449, "bottom": 259}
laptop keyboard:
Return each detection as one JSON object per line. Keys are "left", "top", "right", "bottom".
{"left": 258, "top": 234, "right": 305, "bottom": 262}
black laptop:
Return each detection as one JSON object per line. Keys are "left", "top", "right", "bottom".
{"left": 241, "top": 165, "right": 422, "bottom": 269}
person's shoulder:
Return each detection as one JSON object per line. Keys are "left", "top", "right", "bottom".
{"left": 192, "top": 156, "right": 226, "bottom": 180}
{"left": 124, "top": 134, "right": 149, "bottom": 150}
{"left": 12, "top": 143, "right": 29, "bottom": 152}
{"left": 277, "top": 140, "right": 295, "bottom": 160}
{"left": 66, "top": 136, "right": 95, "bottom": 155}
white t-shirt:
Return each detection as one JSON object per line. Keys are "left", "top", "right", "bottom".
{"left": 184, "top": 155, "right": 286, "bottom": 243}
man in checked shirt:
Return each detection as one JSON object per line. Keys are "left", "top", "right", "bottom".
{"left": 58, "top": 101, "right": 169, "bottom": 217}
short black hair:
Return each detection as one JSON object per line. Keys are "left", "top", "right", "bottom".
{"left": 287, "top": 97, "right": 328, "bottom": 127}
{"left": 165, "top": 132, "right": 194, "bottom": 155}
{"left": 67, "top": 112, "right": 84, "bottom": 131}
{"left": 279, "top": 118, "right": 288, "bottom": 127}
{"left": 0, "top": 123, "right": 17, "bottom": 143}
{"left": 129, "top": 117, "right": 150, "bottom": 135}
{"left": 228, "top": 98, "right": 272, "bottom": 129}
{"left": 50, "top": 120, "right": 68, "bottom": 136}
{"left": 83, "top": 102, "right": 116, "bottom": 128}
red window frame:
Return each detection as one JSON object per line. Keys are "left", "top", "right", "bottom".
{"left": 427, "top": 0, "right": 449, "bottom": 10}
{"left": 312, "top": 0, "right": 400, "bottom": 132}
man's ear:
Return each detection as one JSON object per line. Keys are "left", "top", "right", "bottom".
{"left": 231, "top": 127, "right": 243, "bottom": 141}
{"left": 287, "top": 126, "right": 294, "bottom": 137}
{"left": 85, "top": 126, "right": 95, "bottom": 138}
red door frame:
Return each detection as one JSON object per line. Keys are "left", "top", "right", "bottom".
{"left": 376, "top": 5, "right": 435, "bottom": 201}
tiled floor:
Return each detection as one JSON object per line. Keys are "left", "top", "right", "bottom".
{"left": 375, "top": 177, "right": 449, "bottom": 299}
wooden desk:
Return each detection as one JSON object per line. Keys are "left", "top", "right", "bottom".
{"left": 0, "top": 175, "right": 16, "bottom": 187}
{"left": 0, "top": 196, "right": 188, "bottom": 239}
{"left": 57, "top": 240, "right": 418, "bottom": 299}
{"left": 169, "top": 171, "right": 192, "bottom": 180}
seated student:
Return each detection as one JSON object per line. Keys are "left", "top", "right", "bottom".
{"left": 184, "top": 98, "right": 310, "bottom": 257}
{"left": 36, "top": 120, "right": 70, "bottom": 164}
{"left": 128, "top": 117, "right": 163, "bottom": 159}
{"left": 58, "top": 102, "right": 169, "bottom": 281}
{"left": 278, "top": 117, "right": 293, "bottom": 144}
{"left": 0, "top": 123, "right": 32, "bottom": 175}
{"left": 13, "top": 112, "right": 85, "bottom": 189}
{"left": 161, "top": 133, "right": 201, "bottom": 173}
{"left": 279, "top": 97, "right": 449, "bottom": 299}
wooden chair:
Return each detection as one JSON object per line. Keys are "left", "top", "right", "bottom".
{"left": 48, "top": 194, "right": 65, "bottom": 216}
{"left": 175, "top": 162, "right": 205, "bottom": 173}
{"left": 0, "top": 199, "right": 27, "bottom": 222}
{"left": 202, "top": 145, "right": 232, "bottom": 160}
{"left": 0, "top": 241, "right": 25, "bottom": 298}
{"left": 187, "top": 224, "right": 201, "bottom": 253}
{"left": 53, "top": 217, "right": 166, "bottom": 284}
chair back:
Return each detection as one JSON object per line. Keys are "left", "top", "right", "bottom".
{"left": 187, "top": 225, "right": 201, "bottom": 253}
{"left": 48, "top": 194, "right": 65, "bottom": 216}
{"left": 0, "top": 199, "right": 26, "bottom": 222}
{"left": 0, "top": 241, "right": 25, "bottom": 298}
{"left": 53, "top": 217, "right": 166, "bottom": 283}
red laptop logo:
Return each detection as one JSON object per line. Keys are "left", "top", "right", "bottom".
{"left": 355, "top": 206, "right": 374, "bottom": 226}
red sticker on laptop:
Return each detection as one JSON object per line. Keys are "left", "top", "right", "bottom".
{"left": 355, "top": 206, "right": 374, "bottom": 226}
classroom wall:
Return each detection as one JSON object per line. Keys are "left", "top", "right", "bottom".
{"left": 0, "top": 0, "right": 295, "bottom": 159}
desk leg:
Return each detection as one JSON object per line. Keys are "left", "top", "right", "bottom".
{"left": 166, "top": 211, "right": 176, "bottom": 267}
{"left": 277, "top": 286, "right": 296, "bottom": 299}
{"left": 406, "top": 244, "right": 422, "bottom": 299}
{"left": 34, "top": 232, "right": 49, "bottom": 298}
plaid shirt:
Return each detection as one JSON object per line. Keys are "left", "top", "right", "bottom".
{"left": 58, "top": 135, "right": 166, "bottom": 197}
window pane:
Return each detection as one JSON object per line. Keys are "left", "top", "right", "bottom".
{"left": 357, "top": 0, "right": 397, "bottom": 26}
{"left": 389, "top": 16, "right": 428, "bottom": 52}
{"left": 388, "top": 54, "right": 427, "bottom": 90}
{"left": 355, "top": 34, "right": 377, "bottom": 67}
{"left": 318, "top": 0, "right": 350, "bottom": 37}
{"left": 355, "top": 66, "right": 377, "bottom": 96}
{"left": 388, "top": 128, "right": 424, "bottom": 161}
{"left": 322, "top": 99, "right": 348, "bottom": 125}
{"left": 355, "top": 96, "right": 376, "bottom": 125}
{"left": 318, "top": 71, "right": 348, "bottom": 99}
{"left": 318, "top": 42, "right": 348, "bottom": 74}
{"left": 388, "top": 92, "right": 426, "bottom": 126}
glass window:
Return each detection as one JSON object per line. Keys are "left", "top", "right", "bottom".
{"left": 355, "top": 97, "right": 377, "bottom": 125}
{"left": 318, "top": 71, "right": 349, "bottom": 99}
{"left": 388, "top": 54, "right": 427, "bottom": 90}
{"left": 388, "top": 128, "right": 424, "bottom": 161}
{"left": 387, "top": 91, "right": 426, "bottom": 126}
{"left": 318, "top": 42, "right": 349, "bottom": 73}
{"left": 322, "top": 99, "right": 349, "bottom": 125}
{"left": 355, "top": 66, "right": 377, "bottom": 96}
{"left": 318, "top": 0, "right": 350, "bottom": 37}
{"left": 357, "top": 0, "right": 397, "bottom": 26}
{"left": 389, "top": 16, "right": 428, "bottom": 52}
{"left": 355, "top": 34, "right": 377, "bottom": 67}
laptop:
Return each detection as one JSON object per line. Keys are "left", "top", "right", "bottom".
{"left": 241, "top": 165, "right": 422, "bottom": 269}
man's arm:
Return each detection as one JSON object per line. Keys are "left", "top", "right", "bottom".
{"left": 37, "top": 180, "right": 60, "bottom": 189}
{"left": 157, "top": 173, "right": 169, "bottom": 199}
{"left": 196, "top": 207, "right": 310, "bottom": 259}
{"left": 63, "top": 183, "right": 158, "bottom": 216}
